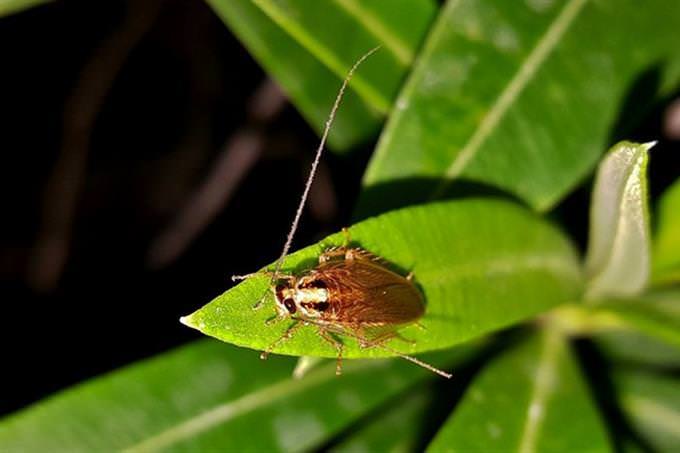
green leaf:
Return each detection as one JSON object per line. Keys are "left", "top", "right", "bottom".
{"left": 0, "top": 0, "right": 50, "bottom": 17}
{"left": 331, "top": 386, "right": 435, "bottom": 453}
{"left": 585, "top": 141, "right": 653, "bottom": 300}
{"left": 551, "top": 290, "right": 680, "bottom": 351}
{"left": 614, "top": 370, "right": 680, "bottom": 452}
{"left": 427, "top": 330, "right": 611, "bottom": 452}
{"left": 182, "top": 198, "right": 582, "bottom": 359}
{"left": 361, "top": 0, "right": 680, "bottom": 212}
{"left": 652, "top": 177, "right": 680, "bottom": 285}
{"left": 206, "top": 0, "right": 436, "bottom": 150}
{"left": 0, "top": 340, "right": 476, "bottom": 451}
{"left": 597, "top": 290, "right": 680, "bottom": 350}
{"left": 596, "top": 330, "right": 680, "bottom": 369}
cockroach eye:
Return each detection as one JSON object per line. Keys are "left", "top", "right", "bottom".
{"left": 275, "top": 284, "right": 286, "bottom": 301}
{"left": 283, "top": 298, "right": 296, "bottom": 314}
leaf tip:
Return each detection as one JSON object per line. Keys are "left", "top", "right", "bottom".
{"left": 179, "top": 314, "right": 197, "bottom": 329}
{"left": 642, "top": 140, "right": 657, "bottom": 152}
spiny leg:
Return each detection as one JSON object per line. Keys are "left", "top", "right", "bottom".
{"left": 341, "top": 326, "right": 452, "bottom": 379}
{"left": 318, "top": 328, "right": 344, "bottom": 376}
{"left": 318, "top": 227, "right": 353, "bottom": 264}
{"left": 261, "top": 321, "right": 302, "bottom": 360}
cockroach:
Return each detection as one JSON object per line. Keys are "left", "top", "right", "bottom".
{"left": 233, "top": 47, "right": 452, "bottom": 379}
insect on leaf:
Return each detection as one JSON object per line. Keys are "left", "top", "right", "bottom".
{"left": 182, "top": 198, "right": 582, "bottom": 360}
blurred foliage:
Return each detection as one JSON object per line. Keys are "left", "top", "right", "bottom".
{"left": 1, "top": 0, "right": 679, "bottom": 451}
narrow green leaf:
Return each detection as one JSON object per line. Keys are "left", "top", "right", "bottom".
{"left": 0, "top": 0, "right": 50, "bottom": 17}
{"left": 0, "top": 340, "right": 476, "bottom": 451}
{"left": 652, "top": 177, "right": 680, "bottom": 285}
{"left": 331, "top": 386, "right": 435, "bottom": 453}
{"left": 585, "top": 141, "right": 653, "bottom": 300}
{"left": 597, "top": 330, "right": 680, "bottom": 369}
{"left": 206, "top": 0, "right": 436, "bottom": 150}
{"left": 182, "top": 198, "right": 582, "bottom": 359}
{"left": 596, "top": 290, "right": 680, "bottom": 350}
{"left": 615, "top": 370, "right": 680, "bottom": 452}
{"left": 552, "top": 290, "right": 680, "bottom": 351}
{"left": 427, "top": 330, "right": 611, "bottom": 452}
{"left": 361, "top": 0, "right": 680, "bottom": 212}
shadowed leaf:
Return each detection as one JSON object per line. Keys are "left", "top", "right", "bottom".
{"left": 206, "top": 0, "right": 436, "bottom": 150}
{"left": 0, "top": 340, "right": 477, "bottom": 452}
{"left": 427, "top": 330, "right": 610, "bottom": 452}
{"left": 615, "top": 370, "right": 680, "bottom": 453}
{"left": 652, "top": 177, "right": 680, "bottom": 285}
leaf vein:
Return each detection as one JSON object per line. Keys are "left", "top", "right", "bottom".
{"left": 432, "top": 0, "right": 588, "bottom": 197}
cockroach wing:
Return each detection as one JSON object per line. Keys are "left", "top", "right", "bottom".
{"left": 315, "top": 259, "right": 425, "bottom": 326}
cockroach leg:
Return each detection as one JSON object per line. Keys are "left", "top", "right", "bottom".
{"left": 261, "top": 321, "right": 302, "bottom": 360}
{"left": 265, "top": 314, "right": 283, "bottom": 325}
{"left": 318, "top": 328, "right": 344, "bottom": 375}
{"left": 414, "top": 321, "right": 427, "bottom": 331}
{"left": 406, "top": 272, "right": 414, "bottom": 281}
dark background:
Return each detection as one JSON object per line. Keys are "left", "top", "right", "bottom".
{"left": 1, "top": 0, "right": 678, "bottom": 416}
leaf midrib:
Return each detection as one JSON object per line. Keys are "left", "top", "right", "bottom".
{"left": 517, "top": 331, "right": 561, "bottom": 453}
{"left": 251, "top": 0, "right": 394, "bottom": 113}
{"left": 124, "top": 360, "right": 383, "bottom": 452}
{"left": 432, "top": 0, "right": 587, "bottom": 201}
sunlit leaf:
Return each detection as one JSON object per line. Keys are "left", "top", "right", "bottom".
{"left": 585, "top": 141, "right": 653, "bottom": 300}
{"left": 427, "top": 330, "right": 610, "bottom": 452}
{"left": 0, "top": 340, "right": 476, "bottom": 451}
{"left": 615, "top": 369, "right": 680, "bottom": 453}
{"left": 361, "top": 0, "right": 680, "bottom": 213}
{"left": 652, "top": 177, "right": 680, "bottom": 285}
{"left": 182, "top": 198, "right": 581, "bottom": 359}
{"left": 206, "top": 0, "right": 436, "bottom": 150}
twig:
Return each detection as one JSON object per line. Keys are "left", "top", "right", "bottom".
{"left": 146, "top": 79, "right": 287, "bottom": 268}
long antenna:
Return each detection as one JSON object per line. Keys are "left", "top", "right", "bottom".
{"left": 253, "top": 46, "right": 380, "bottom": 308}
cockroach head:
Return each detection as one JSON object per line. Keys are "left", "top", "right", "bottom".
{"left": 273, "top": 281, "right": 297, "bottom": 317}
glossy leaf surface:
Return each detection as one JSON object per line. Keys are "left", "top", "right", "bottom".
{"left": 652, "top": 177, "right": 680, "bottom": 285}
{"left": 0, "top": 340, "right": 475, "bottom": 452}
{"left": 183, "top": 198, "right": 581, "bottom": 359}
{"left": 615, "top": 370, "right": 680, "bottom": 452}
{"left": 362, "top": 0, "right": 680, "bottom": 212}
{"left": 207, "top": 0, "right": 436, "bottom": 150}
{"left": 427, "top": 330, "right": 610, "bottom": 452}
{"left": 585, "top": 141, "right": 653, "bottom": 299}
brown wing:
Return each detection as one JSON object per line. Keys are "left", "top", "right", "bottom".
{"left": 310, "top": 258, "right": 424, "bottom": 326}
